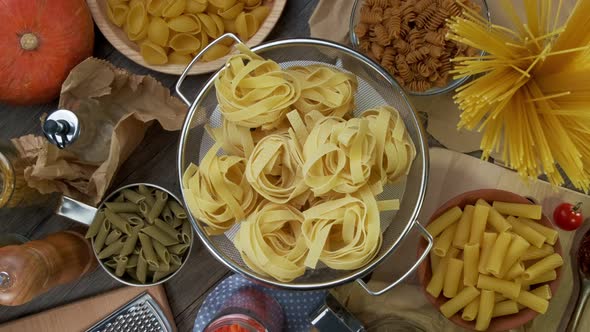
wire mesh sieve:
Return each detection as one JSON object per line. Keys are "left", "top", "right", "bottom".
{"left": 176, "top": 35, "right": 430, "bottom": 291}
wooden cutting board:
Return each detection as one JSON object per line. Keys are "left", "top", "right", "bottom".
{"left": 0, "top": 285, "right": 176, "bottom": 332}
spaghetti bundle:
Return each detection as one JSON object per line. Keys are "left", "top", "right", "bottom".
{"left": 448, "top": 0, "right": 590, "bottom": 191}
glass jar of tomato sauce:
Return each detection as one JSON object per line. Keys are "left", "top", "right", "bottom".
{"left": 204, "top": 287, "right": 284, "bottom": 332}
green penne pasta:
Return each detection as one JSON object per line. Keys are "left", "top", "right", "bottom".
{"left": 127, "top": 268, "right": 139, "bottom": 282}
{"left": 153, "top": 262, "right": 180, "bottom": 283}
{"left": 103, "top": 258, "right": 118, "bottom": 269}
{"left": 98, "top": 238, "right": 125, "bottom": 259}
{"left": 168, "top": 243, "right": 190, "bottom": 255}
{"left": 138, "top": 233, "right": 159, "bottom": 268}
{"left": 104, "top": 208, "right": 133, "bottom": 235}
{"left": 181, "top": 220, "right": 192, "bottom": 243}
{"left": 148, "top": 190, "right": 168, "bottom": 223}
{"left": 127, "top": 254, "right": 139, "bottom": 268}
{"left": 93, "top": 220, "right": 111, "bottom": 253}
{"left": 171, "top": 217, "right": 184, "bottom": 228}
{"left": 120, "top": 226, "right": 141, "bottom": 256}
{"left": 153, "top": 239, "right": 171, "bottom": 265}
{"left": 138, "top": 185, "right": 156, "bottom": 206}
{"left": 148, "top": 259, "right": 170, "bottom": 272}
{"left": 122, "top": 189, "right": 146, "bottom": 204}
{"left": 104, "top": 202, "right": 140, "bottom": 213}
{"left": 120, "top": 213, "right": 144, "bottom": 227}
{"left": 170, "top": 254, "right": 182, "bottom": 266}
{"left": 168, "top": 200, "right": 187, "bottom": 219}
{"left": 133, "top": 246, "right": 141, "bottom": 255}
{"left": 142, "top": 225, "right": 179, "bottom": 246}
{"left": 86, "top": 210, "right": 106, "bottom": 239}
{"left": 154, "top": 218, "right": 181, "bottom": 240}
{"left": 136, "top": 250, "right": 148, "bottom": 284}
{"left": 161, "top": 205, "right": 174, "bottom": 223}
{"left": 105, "top": 229, "right": 123, "bottom": 246}
{"left": 113, "top": 193, "right": 126, "bottom": 202}
{"left": 114, "top": 256, "right": 128, "bottom": 277}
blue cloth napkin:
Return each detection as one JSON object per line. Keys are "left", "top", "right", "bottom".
{"left": 193, "top": 274, "right": 327, "bottom": 332}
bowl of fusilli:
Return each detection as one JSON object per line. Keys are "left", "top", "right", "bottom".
{"left": 350, "top": 0, "right": 489, "bottom": 96}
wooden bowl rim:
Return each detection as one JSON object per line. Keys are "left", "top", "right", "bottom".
{"left": 416, "top": 189, "right": 563, "bottom": 332}
{"left": 87, "top": 0, "right": 287, "bottom": 75}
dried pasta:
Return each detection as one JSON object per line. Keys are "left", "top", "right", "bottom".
{"left": 354, "top": 0, "right": 481, "bottom": 92}
{"left": 86, "top": 186, "right": 192, "bottom": 284}
{"left": 426, "top": 197, "right": 562, "bottom": 330}
{"left": 182, "top": 45, "right": 418, "bottom": 281}
{"left": 106, "top": 0, "right": 272, "bottom": 65}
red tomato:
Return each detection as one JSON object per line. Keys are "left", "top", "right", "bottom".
{"left": 553, "top": 202, "right": 583, "bottom": 231}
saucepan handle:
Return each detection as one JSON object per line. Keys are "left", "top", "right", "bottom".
{"left": 55, "top": 196, "right": 98, "bottom": 226}
{"left": 355, "top": 220, "right": 433, "bottom": 296}
{"left": 175, "top": 33, "right": 243, "bottom": 106}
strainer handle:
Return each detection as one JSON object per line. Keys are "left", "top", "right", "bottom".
{"left": 356, "top": 220, "right": 433, "bottom": 296}
{"left": 175, "top": 33, "right": 243, "bottom": 106}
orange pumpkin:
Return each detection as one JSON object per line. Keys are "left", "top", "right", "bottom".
{"left": 0, "top": 0, "right": 94, "bottom": 105}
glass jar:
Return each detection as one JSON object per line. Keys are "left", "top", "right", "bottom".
{"left": 0, "top": 143, "right": 49, "bottom": 208}
{"left": 204, "top": 287, "right": 284, "bottom": 332}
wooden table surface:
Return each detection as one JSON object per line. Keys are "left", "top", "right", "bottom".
{"left": 0, "top": 1, "right": 319, "bottom": 330}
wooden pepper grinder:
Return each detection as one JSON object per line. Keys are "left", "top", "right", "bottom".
{"left": 0, "top": 231, "right": 97, "bottom": 306}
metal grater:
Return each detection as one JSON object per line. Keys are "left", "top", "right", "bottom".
{"left": 86, "top": 292, "right": 173, "bottom": 332}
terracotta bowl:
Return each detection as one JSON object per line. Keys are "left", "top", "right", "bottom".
{"left": 416, "top": 189, "right": 563, "bottom": 332}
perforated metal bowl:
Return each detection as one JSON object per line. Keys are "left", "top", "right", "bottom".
{"left": 175, "top": 34, "right": 432, "bottom": 294}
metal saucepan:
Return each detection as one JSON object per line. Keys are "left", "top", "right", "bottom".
{"left": 56, "top": 183, "right": 193, "bottom": 286}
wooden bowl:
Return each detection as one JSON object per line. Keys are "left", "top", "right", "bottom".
{"left": 416, "top": 189, "right": 563, "bottom": 332}
{"left": 88, "top": 0, "right": 286, "bottom": 75}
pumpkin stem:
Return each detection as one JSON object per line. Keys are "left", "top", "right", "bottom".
{"left": 20, "top": 33, "right": 39, "bottom": 51}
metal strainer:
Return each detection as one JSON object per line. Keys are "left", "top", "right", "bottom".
{"left": 175, "top": 33, "right": 432, "bottom": 295}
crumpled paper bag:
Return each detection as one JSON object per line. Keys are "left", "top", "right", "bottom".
{"left": 308, "top": 0, "right": 575, "bottom": 154}
{"left": 11, "top": 58, "right": 187, "bottom": 206}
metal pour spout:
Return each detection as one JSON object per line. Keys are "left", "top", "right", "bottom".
{"left": 42, "top": 110, "right": 80, "bottom": 149}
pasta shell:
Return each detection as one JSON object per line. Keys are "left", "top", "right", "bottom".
{"left": 146, "top": 0, "right": 165, "bottom": 16}
{"left": 235, "top": 12, "right": 259, "bottom": 41}
{"left": 167, "top": 15, "right": 201, "bottom": 33}
{"left": 249, "top": 5, "right": 270, "bottom": 24}
{"left": 217, "top": 2, "right": 244, "bottom": 19}
{"left": 162, "top": 0, "right": 186, "bottom": 17}
{"left": 202, "top": 44, "right": 231, "bottom": 62}
{"left": 197, "top": 13, "right": 224, "bottom": 39}
{"left": 107, "top": 0, "right": 128, "bottom": 6}
{"left": 107, "top": 3, "right": 129, "bottom": 27}
{"left": 222, "top": 18, "right": 237, "bottom": 33}
{"left": 141, "top": 40, "right": 169, "bottom": 65}
{"left": 185, "top": 0, "right": 208, "bottom": 13}
{"left": 209, "top": 0, "right": 237, "bottom": 11}
{"left": 126, "top": 1, "right": 148, "bottom": 35}
{"left": 239, "top": 0, "right": 262, "bottom": 10}
{"left": 148, "top": 17, "right": 170, "bottom": 47}
{"left": 125, "top": 18, "right": 149, "bottom": 41}
{"left": 169, "top": 33, "right": 201, "bottom": 55}
{"left": 168, "top": 52, "right": 192, "bottom": 64}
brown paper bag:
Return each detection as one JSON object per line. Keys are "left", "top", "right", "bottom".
{"left": 12, "top": 58, "right": 187, "bottom": 206}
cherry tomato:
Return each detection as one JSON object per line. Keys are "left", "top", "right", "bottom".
{"left": 553, "top": 202, "right": 583, "bottom": 231}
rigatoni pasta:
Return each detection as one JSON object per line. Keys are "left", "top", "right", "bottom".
{"left": 425, "top": 197, "right": 562, "bottom": 330}
{"left": 86, "top": 185, "right": 192, "bottom": 284}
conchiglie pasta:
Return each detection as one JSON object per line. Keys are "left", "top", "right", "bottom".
{"left": 218, "top": 2, "right": 245, "bottom": 19}
{"left": 146, "top": 0, "right": 165, "bottom": 16}
{"left": 162, "top": 0, "right": 186, "bottom": 17}
{"left": 168, "top": 52, "right": 192, "bottom": 64}
{"left": 167, "top": 15, "right": 200, "bottom": 33}
{"left": 140, "top": 40, "right": 168, "bottom": 65}
{"left": 107, "top": 2, "right": 129, "bottom": 27}
{"left": 185, "top": 0, "right": 208, "bottom": 13}
{"left": 235, "top": 12, "right": 258, "bottom": 40}
{"left": 148, "top": 17, "right": 169, "bottom": 46}
{"left": 106, "top": 0, "right": 273, "bottom": 65}
{"left": 169, "top": 33, "right": 201, "bottom": 55}
{"left": 202, "top": 44, "right": 231, "bottom": 61}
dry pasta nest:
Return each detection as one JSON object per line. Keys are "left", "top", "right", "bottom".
{"left": 182, "top": 46, "right": 418, "bottom": 282}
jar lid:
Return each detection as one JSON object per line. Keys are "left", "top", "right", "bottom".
{"left": 204, "top": 313, "right": 266, "bottom": 332}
